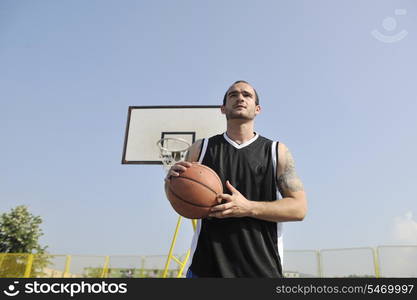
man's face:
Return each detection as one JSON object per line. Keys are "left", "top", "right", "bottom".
{"left": 221, "top": 82, "right": 261, "bottom": 120}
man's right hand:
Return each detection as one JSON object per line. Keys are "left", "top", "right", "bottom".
{"left": 165, "top": 161, "right": 193, "bottom": 182}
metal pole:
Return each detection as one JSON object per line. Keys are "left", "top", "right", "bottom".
{"left": 63, "top": 255, "right": 72, "bottom": 277}
{"left": 23, "top": 254, "right": 34, "bottom": 278}
{"left": 161, "top": 215, "right": 183, "bottom": 278}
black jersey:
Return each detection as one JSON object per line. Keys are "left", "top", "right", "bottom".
{"left": 187, "top": 132, "right": 283, "bottom": 278}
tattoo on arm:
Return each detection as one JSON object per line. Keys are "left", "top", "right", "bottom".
{"left": 277, "top": 149, "right": 304, "bottom": 194}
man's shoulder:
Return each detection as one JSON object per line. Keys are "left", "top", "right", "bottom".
{"left": 209, "top": 133, "right": 224, "bottom": 139}
{"left": 257, "top": 136, "right": 287, "bottom": 165}
{"left": 277, "top": 142, "right": 292, "bottom": 170}
{"left": 206, "top": 133, "right": 225, "bottom": 143}
{"left": 257, "top": 134, "right": 281, "bottom": 144}
{"left": 190, "top": 134, "right": 223, "bottom": 150}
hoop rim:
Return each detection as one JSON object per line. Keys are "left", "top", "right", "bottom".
{"left": 156, "top": 137, "right": 191, "bottom": 152}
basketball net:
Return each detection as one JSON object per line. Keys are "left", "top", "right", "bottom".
{"left": 156, "top": 138, "right": 190, "bottom": 172}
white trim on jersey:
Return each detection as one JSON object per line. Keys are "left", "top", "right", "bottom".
{"left": 272, "top": 141, "right": 284, "bottom": 266}
{"left": 277, "top": 222, "right": 284, "bottom": 266}
{"left": 223, "top": 132, "right": 259, "bottom": 149}
{"left": 272, "top": 141, "right": 278, "bottom": 176}
{"left": 186, "top": 138, "right": 208, "bottom": 272}
{"left": 185, "top": 219, "right": 202, "bottom": 273}
{"left": 198, "top": 138, "right": 208, "bottom": 163}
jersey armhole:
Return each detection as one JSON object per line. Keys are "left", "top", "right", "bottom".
{"left": 276, "top": 141, "right": 279, "bottom": 173}
{"left": 197, "top": 138, "right": 208, "bottom": 163}
{"left": 275, "top": 141, "right": 279, "bottom": 186}
{"left": 273, "top": 141, "right": 280, "bottom": 188}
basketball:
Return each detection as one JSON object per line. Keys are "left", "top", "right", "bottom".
{"left": 166, "top": 163, "right": 223, "bottom": 219}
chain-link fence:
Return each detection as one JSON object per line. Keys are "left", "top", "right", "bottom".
{"left": 1, "top": 245, "right": 416, "bottom": 278}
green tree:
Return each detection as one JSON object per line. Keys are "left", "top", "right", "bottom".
{"left": 0, "top": 205, "right": 47, "bottom": 253}
{"left": 0, "top": 205, "right": 50, "bottom": 277}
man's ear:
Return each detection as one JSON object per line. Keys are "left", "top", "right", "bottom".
{"left": 220, "top": 105, "right": 226, "bottom": 114}
{"left": 255, "top": 105, "right": 261, "bottom": 115}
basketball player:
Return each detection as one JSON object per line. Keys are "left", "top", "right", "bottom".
{"left": 165, "top": 80, "right": 307, "bottom": 278}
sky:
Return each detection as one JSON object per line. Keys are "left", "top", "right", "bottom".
{"left": 1, "top": 0, "right": 416, "bottom": 260}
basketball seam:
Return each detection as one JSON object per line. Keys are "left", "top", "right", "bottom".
{"left": 168, "top": 186, "right": 213, "bottom": 208}
{"left": 192, "top": 163, "right": 222, "bottom": 182}
{"left": 175, "top": 176, "right": 220, "bottom": 196}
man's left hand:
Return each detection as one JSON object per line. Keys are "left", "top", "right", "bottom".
{"left": 209, "top": 180, "right": 253, "bottom": 218}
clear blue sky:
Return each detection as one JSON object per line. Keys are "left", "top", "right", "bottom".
{"left": 1, "top": 0, "right": 416, "bottom": 256}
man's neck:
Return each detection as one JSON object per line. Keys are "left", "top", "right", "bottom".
{"left": 225, "top": 120, "right": 256, "bottom": 145}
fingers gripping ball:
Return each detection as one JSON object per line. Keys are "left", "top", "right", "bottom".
{"left": 166, "top": 163, "right": 223, "bottom": 219}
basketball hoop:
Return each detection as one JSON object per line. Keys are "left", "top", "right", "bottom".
{"left": 156, "top": 137, "right": 191, "bottom": 172}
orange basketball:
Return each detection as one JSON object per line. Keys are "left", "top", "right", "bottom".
{"left": 166, "top": 163, "right": 223, "bottom": 219}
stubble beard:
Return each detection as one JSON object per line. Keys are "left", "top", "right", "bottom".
{"left": 225, "top": 109, "right": 256, "bottom": 121}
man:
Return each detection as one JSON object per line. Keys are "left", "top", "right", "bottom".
{"left": 165, "top": 80, "right": 307, "bottom": 277}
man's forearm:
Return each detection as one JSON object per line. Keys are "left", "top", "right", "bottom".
{"left": 249, "top": 195, "right": 307, "bottom": 222}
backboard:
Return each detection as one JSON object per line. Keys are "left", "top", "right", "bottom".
{"left": 121, "top": 106, "right": 226, "bottom": 164}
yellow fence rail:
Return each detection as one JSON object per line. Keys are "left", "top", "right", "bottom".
{"left": 0, "top": 245, "right": 416, "bottom": 278}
